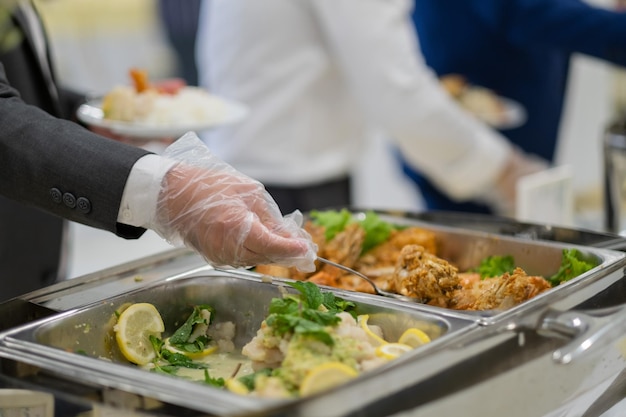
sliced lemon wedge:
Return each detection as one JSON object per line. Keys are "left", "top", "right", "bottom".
{"left": 225, "top": 378, "right": 250, "bottom": 395}
{"left": 114, "top": 303, "right": 165, "bottom": 365}
{"left": 359, "top": 314, "right": 387, "bottom": 347}
{"left": 163, "top": 338, "right": 218, "bottom": 359}
{"left": 398, "top": 328, "right": 431, "bottom": 348}
{"left": 299, "top": 362, "right": 358, "bottom": 397}
{"left": 374, "top": 343, "right": 413, "bottom": 360}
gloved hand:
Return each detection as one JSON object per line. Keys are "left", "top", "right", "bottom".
{"left": 149, "top": 132, "right": 317, "bottom": 272}
{"left": 478, "top": 146, "right": 549, "bottom": 216}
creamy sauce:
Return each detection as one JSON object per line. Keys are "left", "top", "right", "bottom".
{"left": 174, "top": 352, "right": 255, "bottom": 381}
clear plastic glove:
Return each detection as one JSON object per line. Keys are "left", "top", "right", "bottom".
{"left": 478, "top": 146, "right": 549, "bottom": 216}
{"left": 148, "top": 132, "right": 317, "bottom": 272}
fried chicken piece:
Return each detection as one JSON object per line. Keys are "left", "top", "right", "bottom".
{"left": 392, "top": 245, "right": 459, "bottom": 306}
{"left": 306, "top": 223, "right": 369, "bottom": 291}
{"left": 358, "top": 227, "right": 437, "bottom": 267}
{"left": 307, "top": 270, "right": 376, "bottom": 294}
{"left": 449, "top": 268, "right": 552, "bottom": 311}
{"left": 320, "top": 223, "right": 365, "bottom": 268}
{"left": 355, "top": 227, "right": 437, "bottom": 290}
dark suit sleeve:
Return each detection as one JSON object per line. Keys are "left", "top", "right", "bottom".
{"left": 56, "top": 85, "right": 88, "bottom": 122}
{"left": 504, "top": 0, "right": 626, "bottom": 65}
{"left": 0, "top": 64, "right": 152, "bottom": 239}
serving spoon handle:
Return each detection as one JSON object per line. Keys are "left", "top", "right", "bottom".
{"left": 316, "top": 256, "right": 422, "bottom": 304}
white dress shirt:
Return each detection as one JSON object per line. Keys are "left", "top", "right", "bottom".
{"left": 197, "top": 0, "right": 512, "bottom": 201}
{"left": 117, "top": 154, "right": 175, "bottom": 228}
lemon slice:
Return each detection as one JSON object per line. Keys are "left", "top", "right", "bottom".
{"left": 163, "top": 338, "right": 218, "bottom": 359}
{"left": 375, "top": 343, "right": 413, "bottom": 360}
{"left": 359, "top": 314, "right": 387, "bottom": 347}
{"left": 398, "top": 328, "right": 431, "bottom": 348}
{"left": 114, "top": 303, "right": 165, "bottom": 365}
{"left": 299, "top": 362, "right": 358, "bottom": 397}
{"left": 225, "top": 378, "right": 250, "bottom": 395}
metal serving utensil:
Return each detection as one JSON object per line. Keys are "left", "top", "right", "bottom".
{"left": 316, "top": 256, "right": 423, "bottom": 304}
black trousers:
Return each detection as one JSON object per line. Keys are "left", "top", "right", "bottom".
{"left": 264, "top": 177, "right": 352, "bottom": 215}
{"left": 0, "top": 197, "right": 64, "bottom": 302}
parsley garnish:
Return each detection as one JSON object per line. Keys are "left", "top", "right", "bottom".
{"left": 265, "top": 281, "right": 355, "bottom": 346}
{"left": 203, "top": 369, "right": 225, "bottom": 387}
{"left": 169, "top": 304, "right": 215, "bottom": 353}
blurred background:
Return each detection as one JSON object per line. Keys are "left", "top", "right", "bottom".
{"left": 33, "top": 0, "right": 626, "bottom": 277}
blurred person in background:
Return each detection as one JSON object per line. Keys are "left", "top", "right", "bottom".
{"left": 0, "top": 0, "right": 315, "bottom": 301}
{"left": 196, "top": 0, "right": 547, "bottom": 217}
{"left": 402, "top": 0, "right": 626, "bottom": 214}
{"left": 157, "top": 0, "right": 201, "bottom": 86}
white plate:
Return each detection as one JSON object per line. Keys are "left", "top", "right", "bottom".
{"left": 474, "top": 97, "right": 527, "bottom": 130}
{"left": 77, "top": 96, "right": 249, "bottom": 140}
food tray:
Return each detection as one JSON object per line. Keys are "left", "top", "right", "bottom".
{"left": 0, "top": 269, "right": 477, "bottom": 416}
{"left": 1, "top": 211, "right": 626, "bottom": 416}
{"left": 297, "top": 210, "right": 626, "bottom": 325}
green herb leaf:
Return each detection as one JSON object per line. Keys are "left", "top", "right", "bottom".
{"left": 169, "top": 304, "right": 215, "bottom": 348}
{"left": 359, "top": 211, "right": 396, "bottom": 253}
{"left": 160, "top": 350, "right": 208, "bottom": 369}
{"left": 310, "top": 209, "right": 352, "bottom": 241}
{"left": 289, "top": 281, "right": 324, "bottom": 309}
{"left": 310, "top": 209, "right": 398, "bottom": 253}
{"left": 265, "top": 282, "right": 354, "bottom": 346}
{"left": 149, "top": 334, "right": 164, "bottom": 360}
{"left": 548, "top": 249, "right": 598, "bottom": 286}
{"left": 152, "top": 363, "right": 179, "bottom": 375}
{"left": 203, "top": 369, "right": 225, "bottom": 387}
{"left": 477, "top": 255, "right": 516, "bottom": 279}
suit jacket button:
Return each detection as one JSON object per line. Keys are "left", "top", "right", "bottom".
{"left": 50, "top": 188, "right": 62, "bottom": 204}
{"left": 77, "top": 197, "right": 91, "bottom": 214}
{"left": 63, "top": 192, "right": 76, "bottom": 208}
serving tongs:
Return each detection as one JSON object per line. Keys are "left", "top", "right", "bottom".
{"left": 316, "top": 256, "right": 423, "bottom": 304}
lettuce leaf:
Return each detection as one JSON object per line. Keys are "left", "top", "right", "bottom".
{"left": 476, "top": 255, "right": 516, "bottom": 279}
{"left": 548, "top": 249, "right": 598, "bottom": 286}
{"left": 309, "top": 209, "right": 397, "bottom": 253}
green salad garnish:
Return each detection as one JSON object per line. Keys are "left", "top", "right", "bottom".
{"left": 475, "top": 249, "right": 598, "bottom": 285}
{"left": 309, "top": 209, "right": 399, "bottom": 253}
{"left": 476, "top": 255, "right": 516, "bottom": 279}
{"left": 265, "top": 281, "right": 356, "bottom": 346}
{"left": 548, "top": 248, "right": 598, "bottom": 286}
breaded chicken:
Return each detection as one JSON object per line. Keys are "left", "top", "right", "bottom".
{"left": 392, "top": 244, "right": 459, "bottom": 307}
{"left": 449, "top": 267, "right": 552, "bottom": 311}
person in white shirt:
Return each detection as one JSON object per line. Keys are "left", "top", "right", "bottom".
{"left": 197, "top": 0, "right": 547, "bottom": 215}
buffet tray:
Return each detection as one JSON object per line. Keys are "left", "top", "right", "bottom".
{"left": 302, "top": 210, "right": 626, "bottom": 327}
{"left": 0, "top": 268, "right": 478, "bottom": 416}
{"left": 1, "top": 211, "right": 626, "bottom": 416}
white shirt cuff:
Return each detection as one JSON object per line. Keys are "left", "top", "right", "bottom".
{"left": 117, "top": 154, "right": 177, "bottom": 227}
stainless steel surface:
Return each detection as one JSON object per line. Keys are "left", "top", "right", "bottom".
{"left": 26, "top": 248, "right": 207, "bottom": 312}
{"left": 411, "top": 209, "right": 626, "bottom": 250}
{"left": 316, "top": 256, "right": 422, "bottom": 303}
{"left": 337, "top": 211, "right": 626, "bottom": 325}
{"left": 1, "top": 211, "right": 626, "bottom": 416}
{"left": 0, "top": 269, "right": 475, "bottom": 417}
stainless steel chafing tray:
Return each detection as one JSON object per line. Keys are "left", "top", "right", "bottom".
{"left": 1, "top": 210, "right": 626, "bottom": 416}
{"left": 302, "top": 210, "right": 626, "bottom": 326}
{"left": 0, "top": 268, "right": 478, "bottom": 416}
